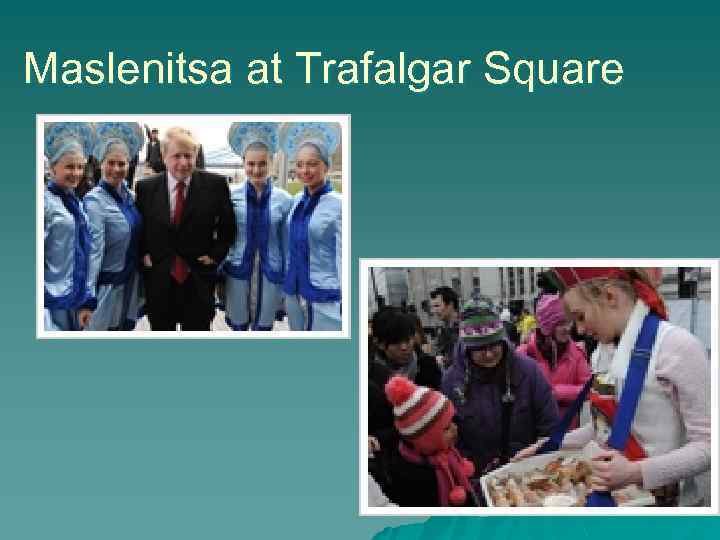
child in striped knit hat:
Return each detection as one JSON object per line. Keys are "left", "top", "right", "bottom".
{"left": 384, "top": 375, "right": 476, "bottom": 506}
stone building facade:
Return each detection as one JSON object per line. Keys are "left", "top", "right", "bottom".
{"left": 368, "top": 266, "right": 712, "bottom": 329}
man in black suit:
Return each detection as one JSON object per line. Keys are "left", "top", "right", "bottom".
{"left": 136, "top": 127, "right": 236, "bottom": 330}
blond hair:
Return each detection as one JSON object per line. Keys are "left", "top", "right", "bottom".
{"left": 161, "top": 127, "right": 198, "bottom": 156}
{"left": 563, "top": 268, "right": 666, "bottom": 316}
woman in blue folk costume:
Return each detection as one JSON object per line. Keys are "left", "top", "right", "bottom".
{"left": 222, "top": 123, "right": 293, "bottom": 331}
{"left": 44, "top": 123, "right": 98, "bottom": 330}
{"left": 281, "top": 123, "right": 342, "bottom": 331}
{"left": 84, "top": 123, "right": 145, "bottom": 331}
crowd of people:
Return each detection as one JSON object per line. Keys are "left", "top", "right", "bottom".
{"left": 43, "top": 121, "right": 342, "bottom": 332}
{"left": 367, "top": 268, "right": 710, "bottom": 508}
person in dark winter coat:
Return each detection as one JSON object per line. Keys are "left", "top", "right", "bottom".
{"left": 368, "top": 358, "right": 396, "bottom": 492}
{"left": 372, "top": 308, "right": 442, "bottom": 390}
{"left": 385, "top": 375, "right": 476, "bottom": 507}
{"left": 430, "top": 287, "right": 460, "bottom": 369}
{"left": 144, "top": 126, "right": 165, "bottom": 173}
{"left": 368, "top": 308, "right": 443, "bottom": 495}
{"left": 442, "top": 299, "right": 559, "bottom": 475}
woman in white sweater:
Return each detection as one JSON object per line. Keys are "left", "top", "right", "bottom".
{"left": 516, "top": 267, "right": 710, "bottom": 506}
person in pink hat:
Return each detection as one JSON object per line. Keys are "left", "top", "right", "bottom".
{"left": 517, "top": 294, "right": 591, "bottom": 428}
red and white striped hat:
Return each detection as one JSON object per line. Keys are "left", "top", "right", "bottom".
{"left": 385, "top": 376, "right": 455, "bottom": 456}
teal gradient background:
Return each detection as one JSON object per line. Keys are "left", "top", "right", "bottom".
{"left": 1, "top": 3, "right": 718, "bottom": 539}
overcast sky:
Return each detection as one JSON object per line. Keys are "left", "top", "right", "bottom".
{"left": 138, "top": 116, "right": 233, "bottom": 152}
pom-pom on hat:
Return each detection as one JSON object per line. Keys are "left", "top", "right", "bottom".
{"left": 536, "top": 293, "right": 567, "bottom": 336}
{"left": 279, "top": 122, "right": 340, "bottom": 166}
{"left": 92, "top": 122, "right": 144, "bottom": 162}
{"left": 44, "top": 122, "right": 95, "bottom": 165}
{"left": 228, "top": 122, "right": 279, "bottom": 157}
{"left": 388, "top": 375, "right": 476, "bottom": 506}
{"left": 385, "top": 375, "right": 455, "bottom": 456}
{"left": 459, "top": 297, "right": 505, "bottom": 349}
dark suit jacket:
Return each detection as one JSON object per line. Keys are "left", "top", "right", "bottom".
{"left": 135, "top": 170, "right": 236, "bottom": 322}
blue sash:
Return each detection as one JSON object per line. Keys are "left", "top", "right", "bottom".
{"left": 224, "top": 182, "right": 286, "bottom": 285}
{"left": 536, "top": 378, "right": 593, "bottom": 456}
{"left": 96, "top": 181, "right": 142, "bottom": 286}
{"left": 44, "top": 183, "right": 96, "bottom": 310}
{"left": 283, "top": 181, "right": 341, "bottom": 303}
{"left": 537, "top": 313, "right": 660, "bottom": 507}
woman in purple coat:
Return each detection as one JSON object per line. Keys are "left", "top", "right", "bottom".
{"left": 441, "top": 299, "right": 559, "bottom": 475}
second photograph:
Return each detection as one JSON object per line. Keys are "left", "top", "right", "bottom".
{"left": 361, "top": 260, "right": 716, "bottom": 515}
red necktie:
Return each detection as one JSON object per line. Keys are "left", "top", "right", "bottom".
{"left": 171, "top": 180, "right": 189, "bottom": 284}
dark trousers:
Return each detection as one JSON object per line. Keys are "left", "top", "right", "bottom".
{"left": 147, "top": 275, "right": 213, "bottom": 331}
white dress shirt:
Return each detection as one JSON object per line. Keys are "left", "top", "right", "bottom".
{"left": 167, "top": 172, "right": 191, "bottom": 219}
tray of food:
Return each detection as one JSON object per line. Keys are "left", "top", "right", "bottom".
{"left": 481, "top": 447, "right": 655, "bottom": 507}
